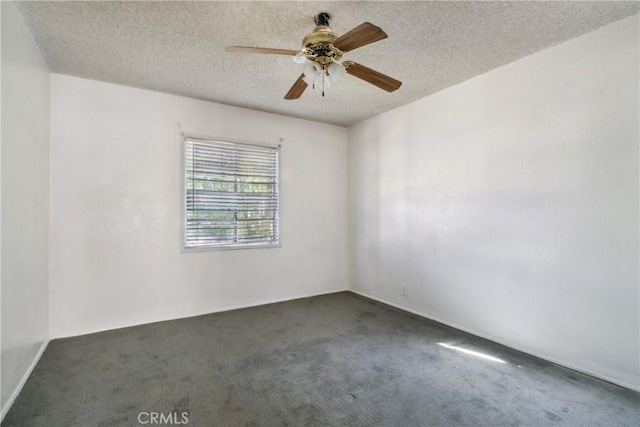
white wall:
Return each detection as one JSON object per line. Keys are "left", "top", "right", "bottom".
{"left": 49, "top": 74, "right": 348, "bottom": 338}
{"left": 349, "top": 15, "right": 639, "bottom": 389}
{"left": 0, "top": 2, "right": 3, "bottom": 414}
{"left": 1, "top": 1, "right": 50, "bottom": 415}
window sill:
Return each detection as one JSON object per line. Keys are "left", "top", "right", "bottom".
{"left": 181, "top": 243, "right": 281, "bottom": 253}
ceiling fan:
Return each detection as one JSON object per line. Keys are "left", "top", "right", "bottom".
{"left": 225, "top": 12, "right": 402, "bottom": 99}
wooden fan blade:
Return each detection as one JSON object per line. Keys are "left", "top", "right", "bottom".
{"left": 346, "top": 62, "right": 402, "bottom": 92}
{"left": 333, "top": 23, "right": 388, "bottom": 52}
{"left": 284, "top": 74, "right": 308, "bottom": 100}
{"left": 225, "top": 46, "right": 299, "bottom": 56}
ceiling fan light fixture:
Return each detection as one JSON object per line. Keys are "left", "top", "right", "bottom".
{"left": 303, "top": 62, "right": 321, "bottom": 83}
{"left": 292, "top": 52, "right": 307, "bottom": 64}
{"left": 327, "top": 62, "right": 347, "bottom": 83}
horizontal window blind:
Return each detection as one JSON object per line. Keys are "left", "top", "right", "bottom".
{"left": 184, "top": 137, "right": 279, "bottom": 249}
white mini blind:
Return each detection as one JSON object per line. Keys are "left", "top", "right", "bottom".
{"left": 184, "top": 136, "right": 279, "bottom": 249}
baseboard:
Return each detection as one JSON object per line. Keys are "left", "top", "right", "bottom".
{"left": 349, "top": 289, "right": 640, "bottom": 392}
{"left": 1, "top": 339, "right": 50, "bottom": 421}
{"left": 53, "top": 288, "right": 349, "bottom": 339}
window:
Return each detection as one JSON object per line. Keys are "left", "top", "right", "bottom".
{"left": 183, "top": 135, "right": 280, "bottom": 250}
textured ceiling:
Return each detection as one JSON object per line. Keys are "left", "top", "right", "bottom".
{"left": 15, "top": 1, "right": 639, "bottom": 127}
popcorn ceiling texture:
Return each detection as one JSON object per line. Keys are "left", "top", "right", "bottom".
{"left": 15, "top": 1, "right": 639, "bottom": 126}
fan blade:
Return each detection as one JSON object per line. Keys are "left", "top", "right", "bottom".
{"left": 333, "top": 23, "right": 387, "bottom": 52}
{"left": 346, "top": 62, "right": 402, "bottom": 92}
{"left": 225, "top": 46, "right": 299, "bottom": 56}
{"left": 284, "top": 74, "right": 308, "bottom": 100}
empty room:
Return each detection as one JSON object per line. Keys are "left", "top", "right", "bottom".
{"left": 1, "top": 1, "right": 639, "bottom": 426}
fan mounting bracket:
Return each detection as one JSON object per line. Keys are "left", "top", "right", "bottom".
{"left": 315, "top": 12, "right": 331, "bottom": 27}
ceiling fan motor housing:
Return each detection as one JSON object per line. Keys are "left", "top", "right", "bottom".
{"left": 303, "top": 13, "right": 344, "bottom": 65}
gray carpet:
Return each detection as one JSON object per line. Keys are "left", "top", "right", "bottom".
{"left": 3, "top": 292, "right": 639, "bottom": 426}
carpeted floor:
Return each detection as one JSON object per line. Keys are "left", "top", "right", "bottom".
{"left": 3, "top": 292, "right": 639, "bottom": 426}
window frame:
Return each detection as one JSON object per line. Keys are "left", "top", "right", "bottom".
{"left": 181, "top": 133, "right": 281, "bottom": 252}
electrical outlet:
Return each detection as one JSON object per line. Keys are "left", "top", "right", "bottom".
{"left": 402, "top": 283, "right": 408, "bottom": 297}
